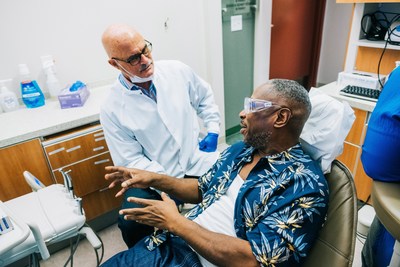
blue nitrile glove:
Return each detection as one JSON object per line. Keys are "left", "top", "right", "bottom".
{"left": 199, "top": 132, "right": 219, "bottom": 152}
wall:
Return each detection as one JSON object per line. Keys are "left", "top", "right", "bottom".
{"left": 317, "top": 0, "right": 353, "bottom": 85}
{"left": 0, "top": 0, "right": 226, "bottom": 136}
{"left": 0, "top": 0, "right": 354, "bottom": 137}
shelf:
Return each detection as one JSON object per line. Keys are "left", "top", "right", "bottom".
{"left": 357, "top": 39, "right": 400, "bottom": 50}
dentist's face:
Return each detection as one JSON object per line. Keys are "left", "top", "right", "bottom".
{"left": 110, "top": 35, "right": 154, "bottom": 79}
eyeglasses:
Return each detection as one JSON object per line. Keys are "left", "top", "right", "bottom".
{"left": 112, "top": 40, "right": 152, "bottom": 66}
{"left": 244, "top": 97, "right": 277, "bottom": 114}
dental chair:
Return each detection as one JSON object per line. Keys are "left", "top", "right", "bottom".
{"left": 371, "top": 180, "right": 400, "bottom": 267}
{"left": 0, "top": 171, "right": 102, "bottom": 267}
{"left": 303, "top": 160, "right": 358, "bottom": 267}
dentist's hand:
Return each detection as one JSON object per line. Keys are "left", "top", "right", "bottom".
{"left": 199, "top": 132, "right": 218, "bottom": 152}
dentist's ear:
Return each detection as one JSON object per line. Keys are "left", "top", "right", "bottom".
{"left": 108, "top": 59, "right": 120, "bottom": 69}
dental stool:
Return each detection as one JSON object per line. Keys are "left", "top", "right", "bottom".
{"left": 371, "top": 180, "right": 400, "bottom": 267}
{"left": 0, "top": 171, "right": 102, "bottom": 267}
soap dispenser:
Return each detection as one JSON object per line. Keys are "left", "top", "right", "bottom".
{"left": 0, "top": 79, "right": 19, "bottom": 112}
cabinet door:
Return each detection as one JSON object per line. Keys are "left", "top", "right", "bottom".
{"left": 0, "top": 139, "right": 53, "bottom": 201}
{"left": 337, "top": 142, "right": 359, "bottom": 173}
{"left": 44, "top": 128, "right": 108, "bottom": 170}
{"left": 345, "top": 108, "right": 367, "bottom": 145}
{"left": 82, "top": 186, "right": 122, "bottom": 221}
{"left": 52, "top": 152, "right": 113, "bottom": 196}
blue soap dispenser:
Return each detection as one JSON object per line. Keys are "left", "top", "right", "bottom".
{"left": 19, "top": 63, "right": 45, "bottom": 108}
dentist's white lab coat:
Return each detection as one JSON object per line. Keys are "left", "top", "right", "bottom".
{"left": 100, "top": 60, "right": 220, "bottom": 177}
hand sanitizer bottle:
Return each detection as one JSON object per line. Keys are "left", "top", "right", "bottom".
{"left": 19, "top": 64, "right": 45, "bottom": 108}
{"left": 0, "top": 79, "right": 19, "bottom": 112}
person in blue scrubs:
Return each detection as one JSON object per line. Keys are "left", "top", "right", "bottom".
{"left": 361, "top": 66, "right": 400, "bottom": 267}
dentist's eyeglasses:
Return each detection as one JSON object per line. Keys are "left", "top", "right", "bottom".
{"left": 112, "top": 40, "right": 152, "bottom": 66}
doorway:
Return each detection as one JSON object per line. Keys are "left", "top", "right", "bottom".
{"left": 221, "top": 0, "right": 256, "bottom": 137}
{"left": 269, "top": 0, "right": 326, "bottom": 89}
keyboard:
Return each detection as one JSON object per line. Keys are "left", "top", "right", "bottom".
{"left": 339, "top": 85, "right": 381, "bottom": 102}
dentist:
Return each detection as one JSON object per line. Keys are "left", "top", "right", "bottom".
{"left": 100, "top": 23, "right": 221, "bottom": 248}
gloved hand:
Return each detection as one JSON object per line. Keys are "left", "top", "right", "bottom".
{"left": 199, "top": 132, "right": 219, "bottom": 152}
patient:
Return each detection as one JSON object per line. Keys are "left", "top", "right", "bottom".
{"left": 101, "top": 79, "right": 329, "bottom": 267}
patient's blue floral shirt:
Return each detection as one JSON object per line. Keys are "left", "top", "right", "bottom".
{"left": 146, "top": 141, "right": 329, "bottom": 266}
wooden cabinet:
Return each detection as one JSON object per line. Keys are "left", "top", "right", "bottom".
{"left": 42, "top": 124, "right": 120, "bottom": 221}
{"left": 0, "top": 139, "right": 54, "bottom": 201}
{"left": 336, "top": 107, "right": 372, "bottom": 202}
{"left": 343, "top": 2, "right": 400, "bottom": 75}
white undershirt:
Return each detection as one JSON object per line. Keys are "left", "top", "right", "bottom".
{"left": 192, "top": 174, "right": 244, "bottom": 267}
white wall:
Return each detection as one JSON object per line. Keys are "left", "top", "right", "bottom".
{"left": 0, "top": 0, "right": 226, "bottom": 135}
{"left": 317, "top": 0, "right": 353, "bottom": 85}
{"left": 0, "top": 0, "right": 355, "bottom": 136}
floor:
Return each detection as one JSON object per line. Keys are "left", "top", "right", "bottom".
{"left": 34, "top": 135, "right": 364, "bottom": 266}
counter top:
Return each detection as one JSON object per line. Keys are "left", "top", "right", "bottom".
{"left": 317, "top": 82, "right": 376, "bottom": 112}
{"left": 0, "top": 84, "right": 111, "bottom": 148}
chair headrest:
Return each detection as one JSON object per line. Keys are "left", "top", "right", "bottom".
{"left": 300, "top": 88, "right": 355, "bottom": 174}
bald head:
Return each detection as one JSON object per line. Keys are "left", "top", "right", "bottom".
{"left": 102, "top": 24, "right": 144, "bottom": 59}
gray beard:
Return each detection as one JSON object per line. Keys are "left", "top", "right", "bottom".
{"left": 244, "top": 130, "right": 272, "bottom": 150}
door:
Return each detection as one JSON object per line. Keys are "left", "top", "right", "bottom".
{"left": 222, "top": 0, "right": 256, "bottom": 136}
{"left": 269, "top": 0, "right": 326, "bottom": 89}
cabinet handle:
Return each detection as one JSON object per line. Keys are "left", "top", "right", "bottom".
{"left": 48, "top": 147, "right": 65, "bottom": 155}
{"left": 95, "top": 137, "right": 105, "bottom": 142}
{"left": 66, "top": 145, "right": 81, "bottom": 153}
{"left": 93, "top": 146, "right": 105, "bottom": 152}
{"left": 94, "top": 159, "right": 110, "bottom": 165}
{"left": 94, "top": 132, "right": 104, "bottom": 137}
{"left": 99, "top": 186, "right": 110, "bottom": 192}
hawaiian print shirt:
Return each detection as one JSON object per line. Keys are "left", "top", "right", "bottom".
{"left": 146, "top": 141, "right": 329, "bottom": 266}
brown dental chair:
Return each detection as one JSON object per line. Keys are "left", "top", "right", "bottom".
{"left": 303, "top": 160, "right": 358, "bottom": 267}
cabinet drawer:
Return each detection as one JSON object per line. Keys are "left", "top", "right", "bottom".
{"left": 44, "top": 128, "right": 108, "bottom": 170}
{"left": 82, "top": 186, "right": 122, "bottom": 221}
{"left": 53, "top": 152, "right": 113, "bottom": 196}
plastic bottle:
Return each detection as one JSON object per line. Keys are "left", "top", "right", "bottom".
{"left": 19, "top": 64, "right": 45, "bottom": 108}
{"left": 41, "top": 56, "right": 62, "bottom": 99}
{"left": 0, "top": 79, "right": 19, "bottom": 112}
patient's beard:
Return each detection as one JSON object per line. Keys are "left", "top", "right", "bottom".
{"left": 244, "top": 130, "right": 272, "bottom": 151}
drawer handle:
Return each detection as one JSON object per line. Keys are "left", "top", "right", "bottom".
{"left": 48, "top": 147, "right": 65, "bottom": 155}
{"left": 99, "top": 186, "right": 110, "bottom": 192}
{"left": 94, "top": 159, "right": 110, "bottom": 165}
{"left": 93, "top": 146, "right": 105, "bottom": 152}
{"left": 66, "top": 145, "right": 81, "bottom": 153}
{"left": 94, "top": 132, "right": 104, "bottom": 137}
{"left": 95, "top": 137, "right": 105, "bottom": 142}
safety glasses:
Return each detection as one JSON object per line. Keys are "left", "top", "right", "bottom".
{"left": 244, "top": 97, "right": 276, "bottom": 114}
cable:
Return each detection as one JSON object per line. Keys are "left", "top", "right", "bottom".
{"left": 84, "top": 223, "right": 105, "bottom": 266}
{"left": 63, "top": 234, "right": 82, "bottom": 267}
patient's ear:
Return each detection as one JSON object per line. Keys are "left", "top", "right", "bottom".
{"left": 274, "top": 108, "right": 291, "bottom": 128}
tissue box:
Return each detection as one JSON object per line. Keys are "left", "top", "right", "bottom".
{"left": 58, "top": 84, "right": 90, "bottom": 109}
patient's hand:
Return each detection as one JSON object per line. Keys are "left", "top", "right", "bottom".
{"left": 104, "top": 166, "right": 156, "bottom": 197}
{"left": 120, "top": 192, "right": 183, "bottom": 231}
